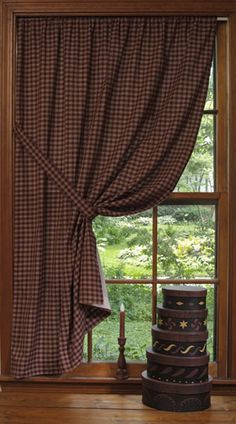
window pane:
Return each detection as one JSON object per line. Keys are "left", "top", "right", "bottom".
{"left": 204, "top": 63, "right": 215, "bottom": 110}
{"left": 92, "top": 284, "right": 152, "bottom": 361}
{"left": 157, "top": 205, "right": 216, "bottom": 278}
{"left": 156, "top": 283, "right": 216, "bottom": 361}
{"left": 93, "top": 211, "right": 152, "bottom": 279}
{"left": 174, "top": 114, "right": 215, "bottom": 192}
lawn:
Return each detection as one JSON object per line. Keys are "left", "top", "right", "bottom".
{"left": 99, "top": 243, "right": 152, "bottom": 279}
{"left": 91, "top": 319, "right": 151, "bottom": 361}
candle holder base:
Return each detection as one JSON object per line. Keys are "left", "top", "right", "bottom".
{"left": 116, "top": 337, "right": 128, "bottom": 380}
{"left": 116, "top": 367, "right": 129, "bottom": 380}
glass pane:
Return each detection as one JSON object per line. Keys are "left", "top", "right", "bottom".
{"left": 92, "top": 284, "right": 152, "bottom": 361}
{"left": 157, "top": 205, "right": 216, "bottom": 278}
{"left": 204, "top": 63, "right": 215, "bottom": 110}
{"left": 156, "top": 283, "right": 216, "bottom": 361}
{"left": 174, "top": 114, "right": 214, "bottom": 192}
{"left": 93, "top": 211, "right": 152, "bottom": 279}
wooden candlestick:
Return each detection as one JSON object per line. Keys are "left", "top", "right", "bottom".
{"left": 116, "top": 303, "right": 128, "bottom": 379}
{"left": 116, "top": 337, "right": 128, "bottom": 379}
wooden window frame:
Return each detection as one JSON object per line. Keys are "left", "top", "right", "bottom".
{"left": 1, "top": 0, "right": 236, "bottom": 393}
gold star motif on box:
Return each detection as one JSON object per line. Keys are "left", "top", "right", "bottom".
{"left": 179, "top": 320, "right": 188, "bottom": 329}
{"left": 158, "top": 318, "right": 163, "bottom": 326}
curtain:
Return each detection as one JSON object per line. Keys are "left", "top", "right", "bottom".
{"left": 12, "top": 16, "right": 216, "bottom": 378}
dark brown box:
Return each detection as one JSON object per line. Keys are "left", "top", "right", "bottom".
{"left": 163, "top": 286, "right": 207, "bottom": 310}
{"left": 152, "top": 326, "right": 208, "bottom": 356}
{"left": 146, "top": 348, "right": 209, "bottom": 383}
{"left": 157, "top": 304, "right": 208, "bottom": 332}
{"left": 142, "top": 371, "right": 212, "bottom": 412}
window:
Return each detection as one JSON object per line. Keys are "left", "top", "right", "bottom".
{"left": 56, "top": 23, "right": 229, "bottom": 379}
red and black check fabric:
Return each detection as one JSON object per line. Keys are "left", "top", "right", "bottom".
{"left": 11, "top": 16, "right": 216, "bottom": 378}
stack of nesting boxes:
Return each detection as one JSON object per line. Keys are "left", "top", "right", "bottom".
{"left": 142, "top": 286, "right": 212, "bottom": 412}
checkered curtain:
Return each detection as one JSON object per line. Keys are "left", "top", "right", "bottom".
{"left": 11, "top": 17, "right": 216, "bottom": 378}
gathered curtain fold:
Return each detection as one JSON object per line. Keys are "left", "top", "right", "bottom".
{"left": 11, "top": 16, "right": 216, "bottom": 378}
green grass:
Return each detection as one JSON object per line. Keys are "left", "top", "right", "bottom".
{"left": 91, "top": 319, "right": 152, "bottom": 361}
{"left": 99, "top": 244, "right": 123, "bottom": 271}
{"left": 98, "top": 243, "right": 152, "bottom": 279}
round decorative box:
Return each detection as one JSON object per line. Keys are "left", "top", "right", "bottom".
{"left": 142, "top": 285, "right": 212, "bottom": 412}
{"left": 163, "top": 286, "right": 207, "bottom": 310}
{"left": 152, "top": 327, "right": 208, "bottom": 356}
{"left": 142, "top": 371, "right": 212, "bottom": 412}
{"left": 146, "top": 348, "right": 209, "bottom": 383}
{"left": 157, "top": 305, "right": 208, "bottom": 332}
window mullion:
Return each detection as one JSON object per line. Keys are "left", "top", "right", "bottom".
{"left": 152, "top": 206, "right": 158, "bottom": 325}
